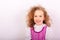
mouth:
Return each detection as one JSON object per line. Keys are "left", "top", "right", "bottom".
{"left": 36, "top": 20, "right": 41, "bottom": 23}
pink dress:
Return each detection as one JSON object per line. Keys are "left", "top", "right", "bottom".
{"left": 30, "top": 25, "right": 47, "bottom": 40}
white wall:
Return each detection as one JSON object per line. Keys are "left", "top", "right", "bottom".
{"left": 0, "top": 0, "right": 60, "bottom": 40}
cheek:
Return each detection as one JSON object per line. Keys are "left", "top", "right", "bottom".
{"left": 41, "top": 17, "right": 44, "bottom": 20}
{"left": 34, "top": 17, "right": 37, "bottom": 23}
{"left": 42, "top": 17, "right": 45, "bottom": 21}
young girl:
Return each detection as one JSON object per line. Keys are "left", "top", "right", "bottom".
{"left": 25, "top": 5, "right": 51, "bottom": 40}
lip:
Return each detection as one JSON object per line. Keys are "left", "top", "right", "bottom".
{"left": 36, "top": 20, "right": 41, "bottom": 23}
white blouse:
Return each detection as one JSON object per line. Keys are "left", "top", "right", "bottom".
{"left": 25, "top": 24, "right": 54, "bottom": 40}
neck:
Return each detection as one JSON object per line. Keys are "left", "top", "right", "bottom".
{"left": 35, "top": 23, "right": 43, "bottom": 26}
{"left": 35, "top": 24, "right": 44, "bottom": 27}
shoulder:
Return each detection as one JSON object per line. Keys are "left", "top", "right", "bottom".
{"left": 25, "top": 27, "right": 31, "bottom": 40}
{"left": 25, "top": 27, "right": 31, "bottom": 34}
{"left": 46, "top": 26, "right": 54, "bottom": 40}
{"left": 46, "top": 26, "right": 53, "bottom": 32}
{"left": 25, "top": 27, "right": 31, "bottom": 32}
{"left": 46, "top": 25, "right": 54, "bottom": 36}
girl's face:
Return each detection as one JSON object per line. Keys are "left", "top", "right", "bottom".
{"left": 34, "top": 10, "right": 45, "bottom": 26}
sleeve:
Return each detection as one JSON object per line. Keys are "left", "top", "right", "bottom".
{"left": 46, "top": 27, "right": 54, "bottom": 40}
{"left": 25, "top": 27, "right": 31, "bottom": 40}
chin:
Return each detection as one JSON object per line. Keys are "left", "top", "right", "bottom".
{"left": 36, "top": 23, "right": 42, "bottom": 25}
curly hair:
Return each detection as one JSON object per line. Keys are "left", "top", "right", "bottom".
{"left": 26, "top": 5, "right": 51, "bottom": 28}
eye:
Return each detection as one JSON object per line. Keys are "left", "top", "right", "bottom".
{"left": 34, "top": 15, "right": 37, "bottom": 17}
{"left": 39, "top": 15, "right": 42, "bottom": 17}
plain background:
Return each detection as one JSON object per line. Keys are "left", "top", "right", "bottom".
{"left": 0, "top": 0, "right": 60, "bottom": 40}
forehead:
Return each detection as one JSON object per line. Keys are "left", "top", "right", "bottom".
{"left": 34, "top": 10, "right": 44, "bottom": 15}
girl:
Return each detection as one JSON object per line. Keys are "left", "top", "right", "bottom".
{"left": 25, "top": 5, "right": 51, "bottom": 40}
